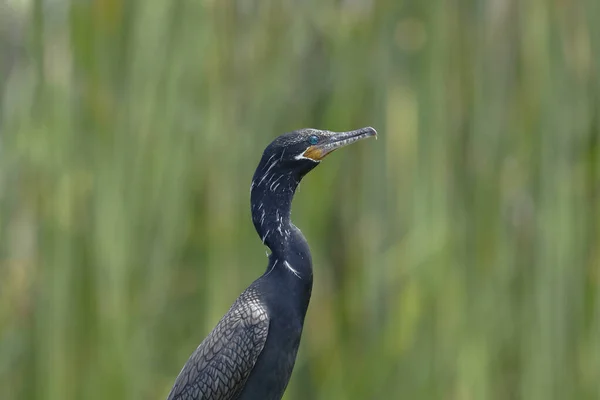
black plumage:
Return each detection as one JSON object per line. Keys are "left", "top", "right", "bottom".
{"left": 167, "top": 127, "right": 377, "bottom": 400}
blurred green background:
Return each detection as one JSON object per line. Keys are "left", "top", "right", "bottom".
{"left": 1, "top": 0, "right": 599, "bottom": 399}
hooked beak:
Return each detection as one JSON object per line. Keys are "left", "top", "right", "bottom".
{"left": 303, "top": 126, "right": 378, "bottom": 161}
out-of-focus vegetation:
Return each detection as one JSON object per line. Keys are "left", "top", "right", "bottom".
{"left": 0, "top": 0, "right": 599, "bottom": 399}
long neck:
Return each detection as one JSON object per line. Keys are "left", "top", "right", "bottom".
{"left": 250, "top": 159, "right": 312, "bottom": 281}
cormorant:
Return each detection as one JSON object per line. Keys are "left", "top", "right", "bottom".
{"left": 167, "top": 127, "right": 377, "bottom": 400}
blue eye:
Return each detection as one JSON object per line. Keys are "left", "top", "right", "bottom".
{"left": 308, "top": 135, "right": 319, "bottom": 145}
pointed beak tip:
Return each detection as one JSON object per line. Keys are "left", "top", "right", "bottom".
{"left": 364, "top": 126, "right": 378, "bottom": 138}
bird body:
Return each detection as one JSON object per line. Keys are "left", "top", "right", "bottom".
{"left": 167, "top": 127, "right": 376, "bottom": 400}
{"left": 237, "top": 255, "right": 311, "bottom": 400}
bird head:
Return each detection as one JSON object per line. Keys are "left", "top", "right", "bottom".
{"left": 257, "top": 126, "right": 378, "bottom": 179}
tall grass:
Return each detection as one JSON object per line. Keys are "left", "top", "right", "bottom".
{"left": 0, "top": 0, "right": 598, "bottom": 399}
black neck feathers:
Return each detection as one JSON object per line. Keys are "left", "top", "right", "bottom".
{"left": 250, "top": 153, "right": 313, "bottom": 281}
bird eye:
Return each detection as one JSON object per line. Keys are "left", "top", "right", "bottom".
{"left": 308, "top": 135, "right": 319, "bottom": 145}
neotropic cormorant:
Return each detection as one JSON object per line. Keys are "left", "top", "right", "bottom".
{"left": 167, "top": 127, "right": 377, "bottom": 400}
